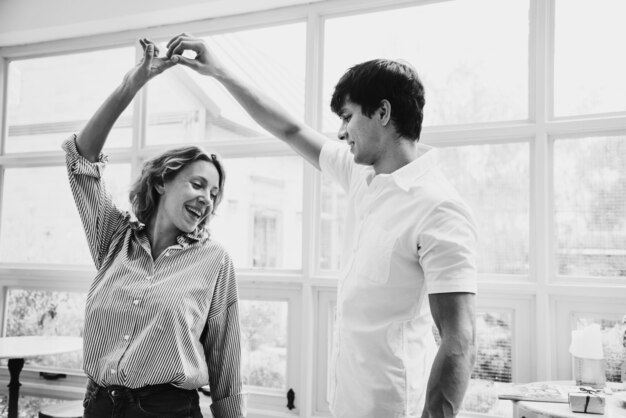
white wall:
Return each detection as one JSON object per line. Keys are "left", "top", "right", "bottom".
{"left": 0, "top": 0, "right": 323, "bottom": 47}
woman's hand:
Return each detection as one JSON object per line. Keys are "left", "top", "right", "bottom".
{"left": 123, "top": 38, "right": 176, "bottom": 88}
{"left": 165, "top": 33, "right": 223, "bottom": 77}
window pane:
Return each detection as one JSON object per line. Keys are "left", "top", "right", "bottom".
{"left": 0, "top": 164, "right": 131, "bottom": 264}
{"left": 573, "top": 316, "right": 626, "bottom": 383}
{"left": 324, "top": 301, "right": 337, "bottom": 408}
{"left": 5, "top": 289, "right": 85, "bottom": 370}
{"left": 554, "top": 0, "right": 626, "bottom": 117}
{"left": 318, "top": 174, "right": 347, "bottom": 271}
{"left": 460, "top": 311, "right": 513, "bottom": 415}
{"left": 211, "top": 157, "right": 302, "bottom": 269}
{"left": 240, "top": 300, "right": 288, "bottom": 389}
{"left": 146, "top": 23, "right": 306, "bottom": 145}
{"left": 6, "top": 48, "right": 135, "bottom": 153}
{"left": 323, "top": 0, "right": 528, "bottom": 132}
{"left": 474, "top": 312, "right": 513, "bottom": 383}
{"left": 438, "top": 143, "right": 530, "bottom": 275}
{"left": 554, "top": 136, "right": 626, "bottom": 277}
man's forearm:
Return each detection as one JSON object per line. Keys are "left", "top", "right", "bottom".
{"left": 213, "top": 69, "right": 305, "bottom": 144}
{"left": 422, "top": 340, "right": 476, "bottom": 418}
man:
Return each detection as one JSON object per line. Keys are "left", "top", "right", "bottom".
{"left": 166, "top": 33, "right": 477, "bottom": 418}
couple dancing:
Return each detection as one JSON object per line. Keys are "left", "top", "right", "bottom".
{"left": 67, "top": 33, "right": 477, "bottom": 418}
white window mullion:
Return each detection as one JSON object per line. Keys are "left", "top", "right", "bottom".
{"left": 300, "top": 9, "right": 326, "bottom": 418}
{"left": 0, "top": 56, "right": 7, "bottom": 155}
{"left": 0, "top": 59, "right": 7, "bottom": 291}
{"left": 530, "top": 0, "right": 554, "bottom": 382}
{"left": 0, "top": 54, "right": 6, "bottom": 337}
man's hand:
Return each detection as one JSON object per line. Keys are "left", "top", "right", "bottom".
{"left": 165, "top": 33, "right": 223, "bottom": 77}
{"left": 123, "top": 38, "right": 176, "bottom": 88}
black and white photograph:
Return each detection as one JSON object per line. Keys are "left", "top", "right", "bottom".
{"left": 0, "top": 0, "right": 625, "bottom": 417}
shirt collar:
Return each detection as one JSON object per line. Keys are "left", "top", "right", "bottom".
{"left": 365, "top": 144, "right": 438, "bottom": 191}
{"left": 130, "top": 221, "right": 209, "bottom": 246}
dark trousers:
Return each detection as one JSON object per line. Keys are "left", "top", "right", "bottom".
{"left": 82, "top": 379, "right": 203, "bottom": 418}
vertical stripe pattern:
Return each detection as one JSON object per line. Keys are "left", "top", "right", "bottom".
{"left": 63, "top": 136, "right": 246, "bottom": 417}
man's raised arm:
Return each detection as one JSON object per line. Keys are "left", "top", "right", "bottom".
{"left": 166, "top": 33, "right": 328, "bottom": 169}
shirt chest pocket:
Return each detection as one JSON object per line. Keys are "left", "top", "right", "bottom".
{"left": 355, "top": 226, "right": 396, "bottom": 285}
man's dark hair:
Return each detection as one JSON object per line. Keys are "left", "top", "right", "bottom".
{"left": 330, "top": 59, "right": 425, "bottom": 140}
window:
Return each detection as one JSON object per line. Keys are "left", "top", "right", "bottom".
{"left": 553, "top": 0, "right": 626, "bottom": 117}
{"left": 240, "top": 299, "right": 288, "bottom": 389}
{"left": 554, "top": 135, "right": 626, "bottom": 277}
{"left": 5, "top": 48, "right": 135, "bottom": 153}
{"left": 438, "top": 142, "right": 530, "bottom": 275}
{"left": 210, "top": 156, "right": 303, "bottom": 270}
{"left": 252, "top": 209, "right": 280, "bottom": 268}
{"left": 4, "top": 289, "right": 86, "bottom": 370}
{"left": 322, "top": 0, "right": 529, "bottom": 132}
{"left": 146, "top": 23, "right": 306, "bottom": 145}
{"left": 0, "top": 163, "right": 131, "bottom": 265}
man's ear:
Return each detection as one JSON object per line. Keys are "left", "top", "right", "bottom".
{"left": 155, "top": 182, "right": 165, "bottom": 195}
{"left": 378, "top": 100, "right": 392, "bottom": 126}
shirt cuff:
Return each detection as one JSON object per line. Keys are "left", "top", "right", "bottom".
{"left": 62, "top": 134, "right": 108, "bottom": 178}
{"left": 210, "top": 393, "right": 247, "bottom": 418}
{"left": 427, "top": 279, "right": 477, "bottom": 295}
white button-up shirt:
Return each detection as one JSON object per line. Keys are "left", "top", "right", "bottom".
{"left": 320, "top": 141, "right": 477, "bottom": 418}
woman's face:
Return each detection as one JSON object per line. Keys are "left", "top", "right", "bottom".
{"left": 156, "top": 160, "right": 220, "bottom": 234}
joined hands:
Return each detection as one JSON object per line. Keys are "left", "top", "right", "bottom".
{"left": 166, "top": 33, "right": 223, "bottom": 77}
{"left": 124, "top": 38, "right": 176, "bottom": 88}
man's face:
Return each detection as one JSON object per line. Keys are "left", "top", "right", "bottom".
{"left": 336, "top": 99, "right": 383, "bottom": 166}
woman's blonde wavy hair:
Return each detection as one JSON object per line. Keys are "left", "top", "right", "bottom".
{"left": 129, "top": 146, "right": 225, "bottom": 230}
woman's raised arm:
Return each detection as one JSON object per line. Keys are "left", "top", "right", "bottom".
{"left": 76, "top": 39, "right": 175, "bottom": 161}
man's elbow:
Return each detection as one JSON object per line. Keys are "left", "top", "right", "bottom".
{"left": 281, "top": 122, "right": 303, "bottom": 141}
{"left": 442, "top": 326, "right": 476, "bottom": 364}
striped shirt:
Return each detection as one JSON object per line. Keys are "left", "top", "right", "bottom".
{"left": 63, "top": 136, "right": 246, "bottom": 418}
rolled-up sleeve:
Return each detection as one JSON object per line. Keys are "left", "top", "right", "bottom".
{"left": 63, "top": 135, "right": 128, "bottom": 269}
{"left": 418, "top": 199, "right": 478, "bottom": 294}
{"left": 204, "top": 251, "right": 246, "bottom": 418}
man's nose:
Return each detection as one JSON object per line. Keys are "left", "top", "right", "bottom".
{"left": 337, "top": 124, "right": 347, "bottom": 141}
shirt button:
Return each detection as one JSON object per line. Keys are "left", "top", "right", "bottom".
{"left": 110, "top": 369, "right": 116, "bottom": 374}
{"left": 124, "top": 335, "right": 130, "bottom": 340}
{"left": 133, "top": 299, "right": 140, "bottom": 305}
{"left": 164, "top": 251, "right": 170, "bottom": 257}
{"left": 146, "top": 275, "right": 152, "bottom": 281}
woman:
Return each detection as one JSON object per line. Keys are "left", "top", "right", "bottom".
{"left": 63, "top": 39, "right": 245, "bottom": 417}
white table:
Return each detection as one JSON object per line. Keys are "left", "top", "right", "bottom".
{"left": 0, "top": 336, "right": 83, "bottom": 418}
{"left": 512, "top": 381, "right": 626, "bottom": 418}
{"left": 517, "top": 397, "right": 626, "bottom": 418}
